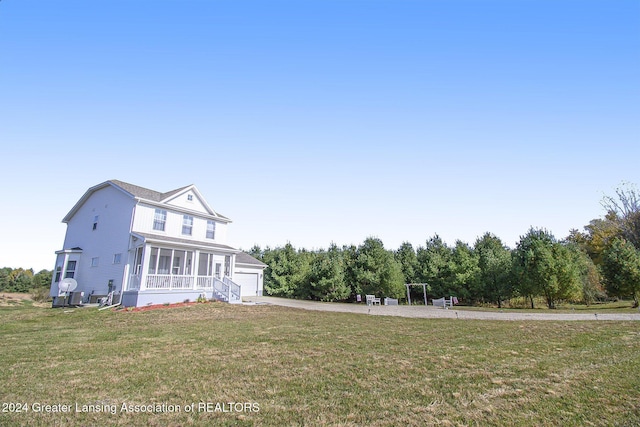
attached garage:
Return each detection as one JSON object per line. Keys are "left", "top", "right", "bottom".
{"left": 235, "top": 272, "right": 260, "bottom": 297}
{"left": 233, "top": 252, "right": 267, "bottom": 298}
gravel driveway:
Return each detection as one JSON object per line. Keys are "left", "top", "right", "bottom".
{"left": 245, "top": 296, "right": 640, "bottom": 321}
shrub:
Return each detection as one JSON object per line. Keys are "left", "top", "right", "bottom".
{"left": 31, "top": 287, "right": 51, "bottom": 303}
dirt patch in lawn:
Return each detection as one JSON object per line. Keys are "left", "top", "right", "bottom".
{"left": 0, "top": 292, "right": 34, "bottom": 306}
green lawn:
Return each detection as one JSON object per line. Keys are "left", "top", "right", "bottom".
{"left": 1, "top": 301, "right": 639, "bottom": 426}
{"left": 455, "top": 299, "right": 640, "bottom": 314}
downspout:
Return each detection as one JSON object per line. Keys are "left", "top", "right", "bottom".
{"left": 100, "top": 199, "right": 137, "bottom": 312}
{"left": 98, "top": 301, "right": 121, "bottom": 311}
{"left": 99, "top": 264, "right": 128, "bottom": 311}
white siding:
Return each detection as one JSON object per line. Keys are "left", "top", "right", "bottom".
{"left": 60, "top": 185, "right": 134, "bottom": 296}
{"left": 165, "top": 190, "right": 210, "bottom": 214}
{"left": 132, "top": 203, "right": 228, "bottom": 244}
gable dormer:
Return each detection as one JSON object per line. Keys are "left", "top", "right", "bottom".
{"left": 162, "top": 186, "right": 214, "bottom": 216}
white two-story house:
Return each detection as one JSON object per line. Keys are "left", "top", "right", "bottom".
{"left": 49, "top": 179, "right": 266, "bottom": 307}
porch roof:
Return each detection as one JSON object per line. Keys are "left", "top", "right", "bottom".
{"left": 134, "top": 232, "right": 238, "bottom": 253}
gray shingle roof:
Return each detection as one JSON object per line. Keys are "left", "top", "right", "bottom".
{"left": 109, "top": 179, "right": 191, "bottom": 202}
{"left": 64, "top": 179, "right": 230, "bottom": 223}
{"left": 235, "top": 252, "right": 268, "bottom": 267}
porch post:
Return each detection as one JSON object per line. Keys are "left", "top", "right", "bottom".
{"left": 170, "top": 249, "right": 175, "bottom": 290}
{"left": 121, "top": 264, "right": 129, "bottom": 293}
{"left": 229, "top": 253, "right": 236, "bottom": 279}
{"left": 193, "top": 250, "right": 199, "bottom": 290}
{"left": 140, "top": 245, "right": 151, "bottom": 291}
{"left": 59, "top": 252, "right": 70, "bottom": 295}
{"left": 423, "top": 284, "right": 427, "bottom": 306}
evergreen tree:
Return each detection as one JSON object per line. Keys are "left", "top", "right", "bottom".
{"left": 394, "top": 242, "right": 418, "bottom": 284}
{"left": 474, "top": 233, "right": 513, "bottom": 307}
{"left": 416, "top": 235, "right": 451, "bottom": 298}
{"left": 263, "top": 244, "right": 310, "bottom": 297}
{"left": 307, "top": 244, "right": 350, "bottom": 302}
{"left": 449, "top": 240, "right": 479, "bottom": 301}
{"left": 353, "top": 238, "right": 404, "bottom": 299}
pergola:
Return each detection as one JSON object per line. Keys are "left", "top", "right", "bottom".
{"left": 405, "top": 283, "right": 430, "bottom": 305}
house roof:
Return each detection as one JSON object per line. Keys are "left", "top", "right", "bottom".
{"left": 235, "top": 252, "right": 268, "bottom": 268}
{"left": 109, "top": 180, "right": 192, "bottom": 203}
{"left": 133, "top": 233, "right": 267, "bottom": 268}
{"left": 62, "top": 179, "right": 230, "bottom": 223}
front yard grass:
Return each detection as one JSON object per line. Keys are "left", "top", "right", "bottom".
{"left": 1, "top": 302, "right": 638, "bottom": 426}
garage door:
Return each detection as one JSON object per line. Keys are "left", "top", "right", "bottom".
{"left": 234, "top": 273, "right": 259, "bottom": 297}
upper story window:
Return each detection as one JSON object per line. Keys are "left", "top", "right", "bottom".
{"left": 187, "top": 194, "right": 193, "bottom": 202}
{"left": 153, "top": 209, "right": 167, "bottom": 231}
{"left": 206, "top": 220, "right": 216, "bottom": 239}
{"left": 91, "top": 257, "right": 99, "bottom": 267}
{"left": 182, "top": 215, "right": 193, "bottom": 235}
{"left": 113, "top": 253, "right": 122, "bottom": 264}
{"left": 92, "top": 215, "right": 99, "bottom": 230}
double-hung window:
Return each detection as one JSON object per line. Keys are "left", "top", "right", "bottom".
{"left": 153, "top": 209, "right": 167, "bottom": 231}
{"left": 206, "top": 220, "right": 216, "bottom": 239}
{"left": 182, "top": 215, "right": 193, "bottom": 236}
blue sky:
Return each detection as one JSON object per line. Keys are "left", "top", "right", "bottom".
{"left": 1, "top": 0, "right": 639, "bottom": 271}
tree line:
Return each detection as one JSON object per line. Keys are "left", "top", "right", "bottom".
{"left": 0, "top": 268, "right": 52, "bottom": 293}
{"left": 248, "top": 184, "right": 640, "bottom": 308}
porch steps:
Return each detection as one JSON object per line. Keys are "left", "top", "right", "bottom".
{"left": 212, "top": 276, "right": 242, "bottom": 304}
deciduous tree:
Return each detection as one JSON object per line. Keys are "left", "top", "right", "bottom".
{"left": 513, "top": 229, "right": 583, "bottom": 309}
{"left": 601, "top": 238, "right": 640, "bottom": 307}
{"left": 602, "top": 183, "right": 640, "bottom": 249}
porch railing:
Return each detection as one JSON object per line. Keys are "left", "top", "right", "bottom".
{"left": 145, "top": 274, "right": 194, "bottom": 290}
{"left": 126, "top": 274, "right": 241, "bottom": 302}
{"left": 208, "top": 277, "right": 241, "bottom": 303}
{"left": 196, "top": 276, "right": 214, "bottom": 289}
{"left": 224, "top": 277, "right": 242, "bottom": 302}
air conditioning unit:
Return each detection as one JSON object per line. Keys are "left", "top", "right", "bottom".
{"left": 68, "top": 292, "right": 84, "bottom": 306}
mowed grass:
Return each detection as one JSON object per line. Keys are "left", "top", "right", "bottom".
{"left": 1, "top": 302, "right": 639, "bottom": 427}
